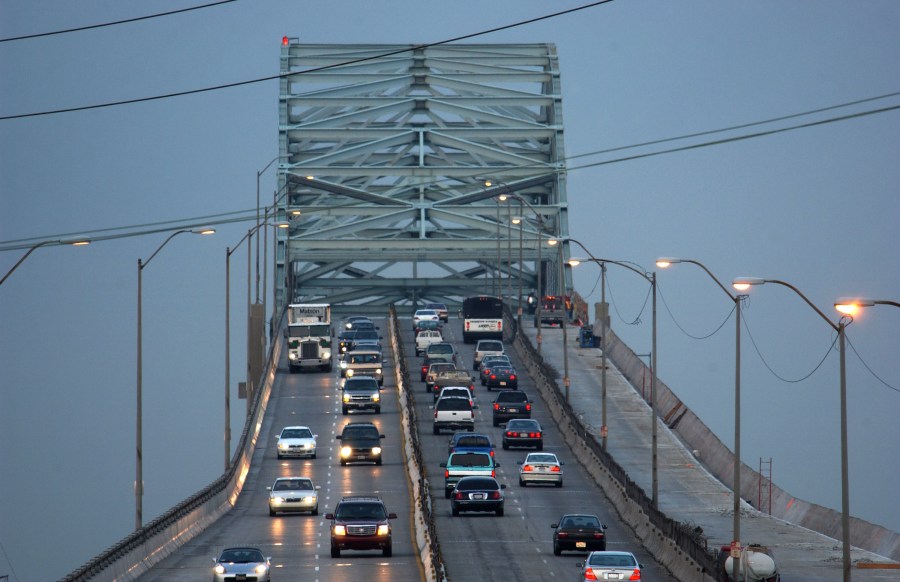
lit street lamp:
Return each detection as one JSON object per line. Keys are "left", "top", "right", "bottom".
{"left": 835, "top": 297, "right": 900, "bottom": 313}
{"left": 566, "top": 240, "right": 659, "bottom": 507}
{"left": 546, "top": 237, "right": 572, "bottom": 404}
{"left": 136, "top": 227, "right": 215, "bottom": 530}
{"left": 733, "top": 276, "right": 853, "bottom": 581}
{"left": 0, "top": 237, "right": 90, "bottom": 287}
{"left": 658, "top": 257, "right": 744, "bottom": 580}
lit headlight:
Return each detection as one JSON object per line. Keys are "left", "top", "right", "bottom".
{"left": 278, "top": 441, "right": 288, "bottom": 450}
{"left": 346, "top": 369, "right": 354, "bottom": 377}
{"left": 322, "top": 349, "right": 331, "bottom": 359}
{"left": 289, "top": 352, "right": 298, "bottom": 361}
{"left": 372, "top": 446, "right": 382, "bottom": 455}
{"left": 343, "top": 394, "right": 351, "bottom": 403}
{"left": 340, "top": 360, "right": 348, "bottom": 369}
{"left": 214, "top": 565, "right": 226, "bottom": 574}
{"left": 273, "top": 496, "right": 285, "bottom": 503}
{"left": 255, "top": 564, "right": 268, "bottom": 574}
{"left": 333, "top": 525, "right": 347, "bottom": 536}
{"left": 375, "top": 368, "right": 382, "bottom": 375}
{"left": 303, "top": 495, "right": 316, "bottom": 503}
{"left": 372, "top": 393, "right": 380, "bottom": 402}
{"left": 377, "top": 524, "right": 390, "bottom": 536}
{"left": 341, "top": 446, "right": 352, "bottom": 458}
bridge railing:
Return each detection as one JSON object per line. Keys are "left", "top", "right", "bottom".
{"left": 61, "top": 310, "right": 287, "bottom": 582}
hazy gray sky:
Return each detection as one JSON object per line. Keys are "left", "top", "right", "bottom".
{"left": 1, "top": 1, "right": 898, "bottom": 580}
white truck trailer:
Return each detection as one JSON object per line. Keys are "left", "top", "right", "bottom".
{"left": 286, "top": 303, "right": 333, "bottom": 373}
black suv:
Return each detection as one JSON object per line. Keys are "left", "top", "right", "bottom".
{"left": 492, "top": 390, "right": 533, "bottom": 426}
{"left": 336, "top": 422, "right": 385, "bottom": 465}
{"left": 341, "top": 377, "right": 381, "bottom": 415}
{"left": 326, "top": 496, "right": 397, "bottom": 558}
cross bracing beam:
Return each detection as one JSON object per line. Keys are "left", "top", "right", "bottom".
{"left": 276, "top": 43, "right": 571, "bottom": 311}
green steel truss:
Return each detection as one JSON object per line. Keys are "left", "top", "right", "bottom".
{"left": 275, "top": 42, "right": 572, "bottom": 315}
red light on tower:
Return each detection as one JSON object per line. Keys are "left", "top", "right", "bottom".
{"left": 282, "top": 36, "right": 289, "bottom": 46}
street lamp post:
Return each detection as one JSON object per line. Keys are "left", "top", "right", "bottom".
{"left": 256, "top": 156, "right": 280, "bottom": 303}
{"left": 0, "top": 237, "right": 90, "bottom": 287}
{"left": 547, "top": 238, "right": 571, "bottom": 402}
{"left": 733, "top": 277, "right": 853, "bottom": 582}
{"left": 658, "top": 257, "right": 743, "bottom": 580}
{"left": 512, "top": 213, "right": 524, "bottom": 333}
{"left": 136, "top": 227, "right": 214, "bottom": 530}
{"left": 567, "top": 239, "right": 659, "bottom": 507}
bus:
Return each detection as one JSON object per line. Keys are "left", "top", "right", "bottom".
{"left": 461, "top": 295, "right": 504, "bottom": 344}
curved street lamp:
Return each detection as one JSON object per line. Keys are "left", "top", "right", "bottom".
{"left": 733, "top": 276, "right": 852, "bottom": 582}
{"left": 136, "top": 227, "right": 215, "bottom": 530}
{"left": 0, "top": 237, "right": 91, "bottom": 287}
{"left": 657, "top": 257, "right": 744, "bottom": 580}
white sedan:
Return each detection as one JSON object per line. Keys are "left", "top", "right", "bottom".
{"left": 413, "top": 309, "right": 439, "bottom": 329}
{"left": 518, "top": 452, "right": 564, "bottom": 487}
{"left": 276, "top": 426, "right": 317, "bottom": 459}
{"left": 267, "top": 477, "right": 320, "bottom": 516}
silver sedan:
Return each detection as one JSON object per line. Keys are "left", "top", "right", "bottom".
{"left": 212, "top": 547, "right": 271, "bottom": 582}
{"left": 577, "top": 551, "right": 642, "bottom": 582}
{"left": 267, "top": 477, "right": 320, "bottom": 516}
{"left": 276, "top": 425, "right": 317, "bottom": 459}
{"left": 517, "top": 452, "right": 564, "bottom": 487}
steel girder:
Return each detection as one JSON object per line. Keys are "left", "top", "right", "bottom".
{"left": 275, "top": 42, "right": 572, "bottom": 314}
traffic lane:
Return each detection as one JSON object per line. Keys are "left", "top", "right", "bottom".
{"left": 404, "top": 320, "right": 675, "bottom": 581}
{"left": 140, "top": 336, "right": 422, "bottom": 582}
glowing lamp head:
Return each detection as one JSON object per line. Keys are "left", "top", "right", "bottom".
{"left": 835, "top": 298, "right": 874, "bottom": 315}
{"left": 732, "top": 277, "right": 765, "bottom": 291}
{"left": 656, "top": 257, "right": 681, "bottom": 269}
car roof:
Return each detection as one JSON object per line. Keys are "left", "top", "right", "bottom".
{"left": 280, "top": 425, "right": 311, "bottom": 431}
{"left": 507, "top": 418, "right": 539, "bottom": 427}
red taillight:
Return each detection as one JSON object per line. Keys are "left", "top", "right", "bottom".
{"left": 445, "top": 470, "right": 449, "bottom": 478}
{"left": 490, "top": 374, "right": 497, "bottom": 380}
{"left": 434, "top": 410, "right": 438, "bottom": 419}
{"left": 465, "top": 322, "right": 470, "bottom": 331}
{"left": 557, "top": 531, "right": 568, "bottom": 538}
{"left": 533, "top": 432, "right": 542, "bottom": 438}
{"left": 505, "top": 431, "right": 514, "bottom": 437}
{"left": 489, "top": 450, "right": 494, "bottom": 457}
{"left": 522, "top": 464, "right": 534, "bottom": 472}
{"left": 493, "top": 403, "right": 500, "bottom": 410}
{"left": 510, "top": 374, "right": 516, "bottom": 380}
{"left": 454, "top": 491, "right": 464, "bottom": 499}
{"left": 629, "top": 568, "right": 641, "bottom": 580}
{"left": 593, "top": 532, "right": 605, "bottom": 539}
{"left": 525, "top": 403, "right": 531, "bottom": 411}
{"left": 491, "top": 469, "right": 495, "bottom": 477}
{"left": 496, "top": 322, "right": 501, "bottom": 329}
{"left": 489, "top": 491, "right": 501, "bottom": 499}
{"left": 550, "top": 466, "right": 561, "bottom": 472}
{"left": 583, "top": 567, "right": 598, "bottom": 581}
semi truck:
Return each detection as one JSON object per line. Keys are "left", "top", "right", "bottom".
{"left": 286, "top": 303, "right": 333, "bottom": 373}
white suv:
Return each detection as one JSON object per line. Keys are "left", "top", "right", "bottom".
{"left": 473, "top": 339, "right": 505, "bottom": 370}
{"left": 432, "top": 396, "right": 477, "bottom": 434}
{"left": 415, "top": 330, "right": 443, "bottom": 356}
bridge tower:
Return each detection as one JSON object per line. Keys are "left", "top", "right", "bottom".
{"left": 275, "top": 42, "right": 573, "bottom": 315}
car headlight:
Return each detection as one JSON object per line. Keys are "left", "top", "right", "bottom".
{"left": 341, "top": 446, "right": 352, "bottom": 458}
{"left": 377, "top": 524, "right": 390, "bottom": 536}
{"left": 343, "top": 394, "right": 351, "bottom": 403}
{"left": 278, "top": 441, "right": 288, "bottom": 450}
{"left": 372, "top": 446, "right": 382, "bottom": 455}
{"left": 304, "top": 495, "right": 316, "bottom": 503}
{"left": 340, "top": 360, "right": 348, "bottom": 369}
{"left": 333, "top": 525, "right": 347, "bottom": 536}
{"left": 255, "top": 564, "right": 268, "bottom": 574}
{"left": 214, "top": 564, "right": 226, "bottom": 574}
{"left": 289, "top": 352, "right": 298, "bottom": 361}
{"left": 372, "top": 393, "right": 380, "bottom": 402}
{"left": 375, "top": 368, "right": 382, "bottom": 375}
{"left": 346, "top": 369, "right": 354, "bottom": 377}
{"left": 273, "top": 496, "right": 285, "bottom": 503}
{"left": 322, "top": 349, "right": 331, "bottom": 359}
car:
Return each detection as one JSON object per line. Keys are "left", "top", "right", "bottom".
{"left": 552, "top": 514, "right": 609, "bottom": 555}
{"left": 473, "top": 339, "right": 505, "bottom": 370}
{"left": 267, "top": 476, "right": 320, "bottom": 515}
{"left": 478, "top": 354, "right": 512, "bottom": 385}
{"left": 447, "top": 432, "right": 495, "bottom": 457}
{"left": 341, "top": 376, "right": 382, "bottom": 415}
{"left": 425, "top": 302, "right": 450, "bottom": 322}
{"left": 412, "top": 309, "right": 439, "bottom": 329}
{"left": 326, "top": 496, "right": 397, "bottom": 558}
{"left": 432, "top": 396, "right": 477, "bottom": 434}
{"left": 336, "top": 422, "right": 385, "bottom": 465}
{"left": 414, "top": 319, "right": 442, "bottom": 335}
{"left": 349, "top": 328, "right": 382, "bottom": 351}
{"left": 415, "top": 329, "right": 443, "bottom": 356}
{"left": 343, "top": 315, "right": 372, "bottom": 330}
{"left": 341, "top": 348, "right": 384, "bottom": 385}
{"left": 425, "top": 341, "right": 457, "bottom": 365}
{"left": 450, "top": 476, "right": 506, "bottom": 516}
{"left": 424, "top": 361, "right": 458, "bottom": 391}
{"left": 502, "top": 418, "right": 543, "bottom": 449}
{"left": 276, "top": 425, "right": 317, "bottom": 459}
{"left": 576, "top": 551, "right": 642, "bottom": 581}
{"left": 212, "top": 547, "right": 271, "bottom": 582}
{"left": 518, "top": 452, "right": 564, "bottom": 487}
{"left": 337, "top": 329, "right": 357, "bottom": 354}
{"left": 440, "top": 451, "right": 498, "bottom": 497}
{"left": 485, "top": 364, "right": 518, "bottom": 390}
{"left": 492, "top": 390, "right": 533, "bottom": 426}
{"left": 435, "top": 386, "right": 473, "bottom": 405}
{"left": 432, "top": 369, "right": 475, "bottom": 399}
{"left": 420, "top": 356, "right": 452, "bottom": 382}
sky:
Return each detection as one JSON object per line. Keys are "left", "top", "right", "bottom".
{"left": 1, "top": 1, "right": 898, "bottom": 580}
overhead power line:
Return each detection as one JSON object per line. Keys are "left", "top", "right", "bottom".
{"left": 0, "top": 0, "right": 238, "bottom": 43}
{"left": 0, "top": 0, "right": 613, "bottom": 120}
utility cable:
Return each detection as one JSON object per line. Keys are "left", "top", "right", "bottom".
{"left": 604, "top": 273, "right": 650, "bottom": 326}
{"left": 0, "top": 0, "right": 614, "bottom": 120}
{"left": 845, "top": 333, "right": 898, "bottom": 393}
{"left": 0, "top": 1, "right": 238, "bottom": 43}
{"left": 656, "top": 280, "right": 735, "bottom": 340}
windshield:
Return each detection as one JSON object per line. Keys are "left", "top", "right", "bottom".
{"left": 342, "top": 426, "right": 379, "bottom": 440}
{"left": 589, "top": 553, "right": 636, "bottom": 567}
{"left": 350, "top": 353, "right": 380, "bottom": 364}
{"left": 220, "top": 549, "right": 264, "bottom": 563}
{"left": 274, "top": 479, "right": 313, "bottom": 491}
{"left": 289, "top": 324, "right": 330, "bottom": 337}
{"left": 336, "top": 503, "right": 387, "bottom": 520}
{"left": 280, "top": 428, "right": 312, "bottom": 439}
{"left": 344, "top": 378, "right": 379, "bottom": 391}
{"left": 450, "top": 453, "right": 491, "bottom": 467}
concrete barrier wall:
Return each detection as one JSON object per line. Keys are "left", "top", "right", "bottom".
{"left": 62, "top": 314, "right": 285, "bottom": 582}
{"left": 602, "top": 327, "right": 900, "bottom": 561}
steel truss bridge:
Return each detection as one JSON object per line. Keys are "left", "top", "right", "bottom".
{"left": 275, "top": 42, "right": 574, "bottom": 314}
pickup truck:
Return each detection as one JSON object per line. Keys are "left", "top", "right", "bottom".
{"left": 439, "top": 451, "right": 498, "bottom": 498}
{"left": 432, "top": 396, "right": 477, "bottom": 434}
{"left": 415, "top": 329, "right": 443, "bottom": 356}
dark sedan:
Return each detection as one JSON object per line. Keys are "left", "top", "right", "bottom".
{"left": 485, "top": 364, "right": 518, "bottom": 390}
{"left": 552, "top": 514, "right": 609, "bottom": 555}
{"left": 502, "top": 418, "right": 542, "bottom": 450}
{"left": 492, "top": 390, "right": 532, "bottom": 426}
{"left": 450, "top": 476, "right": 506, "bottom": 516}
